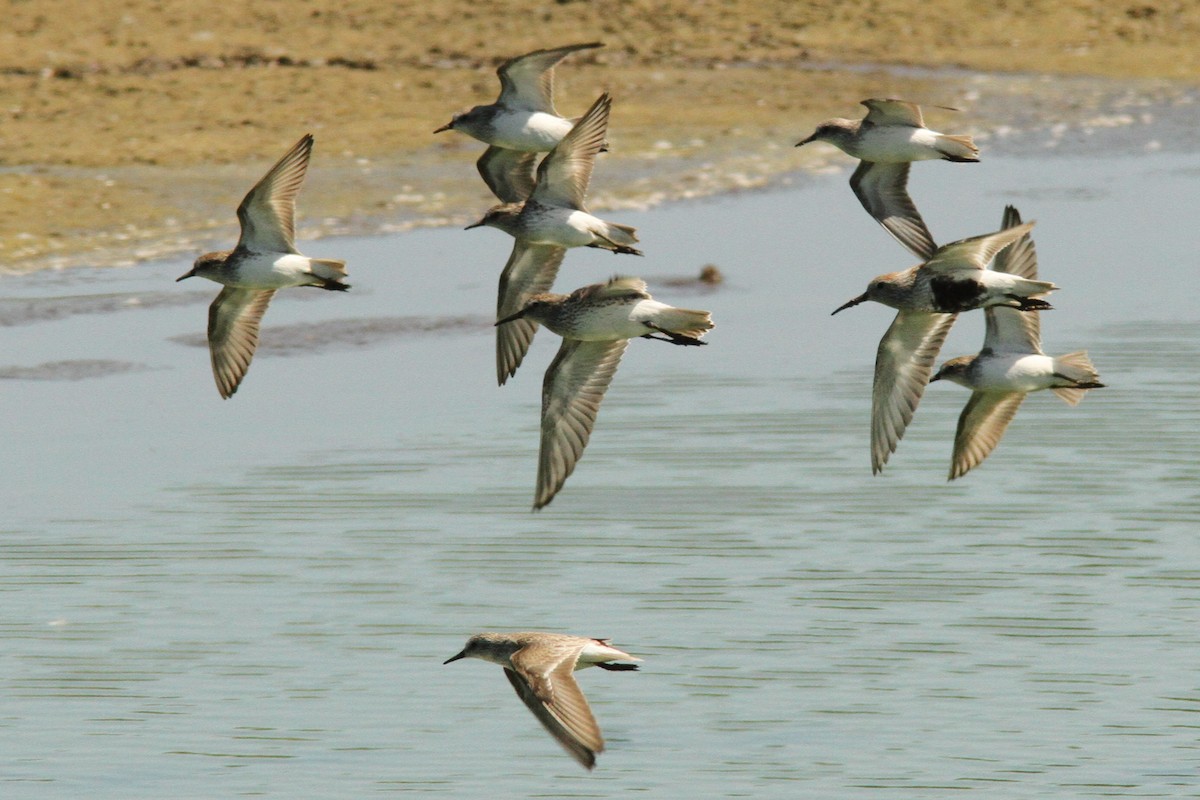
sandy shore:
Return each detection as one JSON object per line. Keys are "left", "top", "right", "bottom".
{"left": 1, "top": 1, "right": 1197, "bottom": 272}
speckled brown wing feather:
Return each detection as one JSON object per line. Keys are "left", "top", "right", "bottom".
{"left": 506, "top": 638, "right": 604, "bottom": 769}
{"left": 949, "top": 391, "right": 1027, "bottom": 480}
{"left": 871, "top": 310, "right": 957, "bottom": 473}
{"left": 860, "top": 98, "right": 928, "bottom": 128}
{"left": 535, "top": 338, "right": 628, "bottom": 509}
{"left": 923, "top": 221, "right": 1036, "bottom": 274}
{"left": 531, "top": 94, "right": 610, "bottom": 210}
{"left": 235, "top": 134, "right": 312, "bottom": 254}
{"left": 207, "top": 287, "right": 275, "bottom": 398}
{"left": 496, "top": 241, "right": 567, "bottom": 385}
{"left": 985, "top": 205, "right": 1042, "bottom": 353}
{"left": 850, "top": 160, "right": 936, "bottom": 260}
{"left": 495, "top": 42, "right": 604, "bottom": 114}
{"left": 478, "top": 146, "right": 539, "bottom": 203}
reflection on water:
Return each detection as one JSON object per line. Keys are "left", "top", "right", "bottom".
{"left": 1, "top": 147, "right": 1199, "bottom": 798}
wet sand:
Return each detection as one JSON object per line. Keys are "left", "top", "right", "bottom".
{"left": 1, "top": 1, "right": 1197, "bottom": 272}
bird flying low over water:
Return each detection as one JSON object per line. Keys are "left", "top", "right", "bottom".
{"left": 496, "top": 276, "right": 712, "bottom": 509}
{"left": 446, "top": 633, "right": 643, "bottom": 772}
{"left": 177, "top": 134, "right": 348, "bottom": 398}
{"left": 797, "top": 98, "right": 979, "bottom": 260}
{"left": 473, "top": 93, "right": 642, "bottom": 386}
{"left": 444, "top": 631, "right": 640, "bottom": 770}
{"left": 931, "top": 205, "right": 1104, "bottom": 479}
{"left": 434, "top": 41, "right": 605, "bottom": 203}
{"left": 832, "top": 219, "right": 1056, "bottom": 474}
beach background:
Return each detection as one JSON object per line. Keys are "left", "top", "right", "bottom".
{"left": 4, "top": 3, "right": 1200, "bottom": 798}
{"left": 2, "top": 0, "right": 1198, "bottom": 272}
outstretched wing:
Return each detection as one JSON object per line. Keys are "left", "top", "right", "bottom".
{"left": 207, "top": 287, "right": 276, "bottom": 398}
{"left": 535, "top": 338, "right": 628, "bottom": 509}
{"left": 496, "top": 241, "right": 567, "bottom": 385}
{"left": 949, "top": 391, "right": 1026, "bottom": 480}
{"left": 506, "top": 639, "right": 605, "bottom": 769}
{"left": 871, "top": 310, "right": 957, "bottom": 473}
{"left": 236, "top": 134, "right": 313, "bottom": 254}
{"left": 924, "top": 221, "right": 1036, "bottom": 273}
{"left": 861, "top": 98, "right": 929, "bottom": 128}
{"left": 984, "top": 205, "right": 1042, "bottom": 353}
{"left": 850, "top": 161, "right": 936, "bottom": 260}
{"left": 495, "top": 42, "right": 604, "bottom": 114}
{"left": 477, "top": 146, "right": 539, "bottom": 203}
{"left": 531, "top": 93, "right": 610, "bottom": 209}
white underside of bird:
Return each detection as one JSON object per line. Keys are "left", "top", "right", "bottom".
{"left": 521, "top": 206, "right": 633, "bottom": 249}
{"left": 222, "top": 252, "right": 345, "bottom": 289}
{"left": 551, "top": 298, "right": 692, "bottom": 341}
{"left": 844, "top": 125, "right": 954, "bottom": 162}
{"left": 487, "top": 111, "right": 575, "bottom": 151}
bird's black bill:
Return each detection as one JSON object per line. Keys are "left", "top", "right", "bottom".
{"left": 433, "top": 122, "right": 453, "bottom": 134}
{"left": 464, "top": 220, "right": 485, "bottom": 230}
{"left": 831, "top": 293, "right": 868, "bottom": 315}
{"left": 443, "top": 651, "right": 467, "bottom": 665}
{"left": 175, "top": 270, "right": 195, "bottom": 282}
{"left": 494, "top": 309, "right": 528, "bottom": 326}
{"left": 794, "top": 134, "right": 817, "bottom": 147}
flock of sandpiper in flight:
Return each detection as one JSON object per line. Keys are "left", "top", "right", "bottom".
{"left": 174, "top": 41, "right": 1106, "bottom": 769}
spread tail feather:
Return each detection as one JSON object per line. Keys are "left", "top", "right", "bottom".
{"left": 602, "top": 221, "right": 639, "bottom": 246}
{"left": 655, "top": 307, "right": 714, "bottom": 340}
{"left": 1013, "top": 275, "right": 1058, "bottom": 296}
{"left": 310, "top": 257, "right": 348, "bottom": 278}
{"left": 1051, "top": 351, "right": 1104, "bottom": 406}
{"left": 309, "top": 257, "right": 349, "bottom": 290}
{"left": 936, "top": 133, "right": 980, "bottom": 162}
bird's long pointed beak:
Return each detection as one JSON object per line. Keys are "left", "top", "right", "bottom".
{"left": 494, "top": 309, "right": 527, "bottom": 326}
{"left": 443, "top": 651, "right": 467, "bottom": 665}
{"left": 175, "top": 269, "right": 195, "bottom": 282}
{"left": 928, "top": 372, "right": 943, "bottom": 383}
{"left": 831, "top": 292, "right": 868, "bottom": 315}
{"left": 795, "top": 133, "right": 817, "bottom": 147}
{"left": 433, "top": 122, "right": 453, "bottom": 134}
{"left": 464, "top": 220, "right": 484, "bottom": 230}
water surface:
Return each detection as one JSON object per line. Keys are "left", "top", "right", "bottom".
{"left": 1, "top": 142, "right": 1198, "bottom": 797}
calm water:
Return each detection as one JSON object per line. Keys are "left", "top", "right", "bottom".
{"left": 2, "top": 142, "right": 1199, "bottom": 798}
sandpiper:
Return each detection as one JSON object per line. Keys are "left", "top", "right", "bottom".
{"left": 434, "top": 42, "right": 604, "bottom": 203}
{"left": 444, "top": 631, "right": 640, "bottom": 770}
{"left": 931, "top": 206, "right": 1105, "bottom": 479}
{"left": 466, "top": 92, "right": 640, "bottom": 254}
{"left": 476, "top": 93, "right": 641, "bottom": 386}
{"left": 832, "top": 220, "right": 1055, "bottom": 474}
{"left": 497, "top": 276, "right": 712, "bottom": 509}
{"left": 176, "top": 134, "right": 348, "bottom": 398}
{"left": 797, "top": 98, "right": 979, "bottom": 260}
